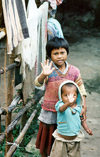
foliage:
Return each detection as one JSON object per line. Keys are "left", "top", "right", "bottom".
{"left": 0, "top": 101, "right": 41, "bottom": 156}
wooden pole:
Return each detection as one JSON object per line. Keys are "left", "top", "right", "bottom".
{"left": 0, "top": 115, "right": 1, "bottom": 133}
{"left": 0, "top": 95, "right": 21, "bottom": 115}
{"left": 0, "top": 63, "right": 17, "bottom": 75}
{"left": 5, "top": 53, "right": 15, "bottom": 156}
{"left": 6, "top": 110, "right": 37, "bottom": 157}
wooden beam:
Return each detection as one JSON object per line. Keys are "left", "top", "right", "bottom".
{"left": 0, "top": 95, "right": 21, "bottom": 115}
{"left": 0, "top": 63, "right": 17, "bottom": 75}
{"left": 5, "top": 53, "right": 15, "bottom": 155}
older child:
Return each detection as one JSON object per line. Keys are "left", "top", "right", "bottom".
{"left": 35, "top": 37, "right": 87, "bottom": 157}
{"left": 50, "top": 80, "right": 93, "bottom": 157}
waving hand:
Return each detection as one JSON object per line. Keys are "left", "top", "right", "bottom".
{"left": 41, "top": 59, "right": 55, "bottom": 76}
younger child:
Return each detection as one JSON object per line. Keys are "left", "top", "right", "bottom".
{"left": 50, "top": 80, "right": 93, "bottom": 157}
{"left": 35, "top": 37, "right": 87, "bottom": 157}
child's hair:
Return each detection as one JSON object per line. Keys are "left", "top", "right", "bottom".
{"left": 46, "top": 37, "right": 69, "bottom": 58}
{"left": 61, "top": 83, "right": 78, "bottom": 95}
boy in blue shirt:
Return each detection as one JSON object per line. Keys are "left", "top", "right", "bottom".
{"left": 50, "top": 80, "right": 93, "bottom": 157}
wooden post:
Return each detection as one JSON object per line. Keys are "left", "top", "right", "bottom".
{"left": 0, "top": 115, "right": 1, "bottom": 133}
{"left": 5, "top": 52, "right": 15, "bottom": 156}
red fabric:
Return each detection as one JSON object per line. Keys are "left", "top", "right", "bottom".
{"left": 35, "top": 121, "right": 57, "bottom": 156}
{"left": 42, "top": 65, "right": 80, "bottom": 112}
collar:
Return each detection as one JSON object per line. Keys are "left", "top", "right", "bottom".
{"left": 52, "top": 60, "right": 68, "bottom": 74}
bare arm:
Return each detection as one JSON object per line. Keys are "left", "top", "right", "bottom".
{"left": 59, "top": 102, "right": 70, "bottom": 112}
{"left": 80, "top": 95, "right": 87, "bottom": 121}
{"left": 81, "top": 120, "right": 93, "bottom": 135}
{"left": 75, "top": 74, "right": 87, "bottom": 120}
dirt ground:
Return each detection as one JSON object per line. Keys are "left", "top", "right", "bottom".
{"left": 0, "top": 34, "right": 100, "bottom": 157}
{"left": 68, "top": 35, "right": 100, "bottom": 157}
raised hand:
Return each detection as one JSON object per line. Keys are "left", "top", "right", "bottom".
{"left": 68, "top": 94, "right": 75, "bottom": 103}
{"left": 41, "top": 59, "right": 55, "bottom": 76}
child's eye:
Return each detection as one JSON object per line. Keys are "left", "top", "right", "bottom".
{"left": 61, "top": 52, "right": 65, "bottom": 54}
{"left": 54, "top": 52, "right": 58, "bottom": 55}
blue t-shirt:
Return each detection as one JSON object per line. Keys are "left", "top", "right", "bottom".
{"left": 55, "top": 101, "right": 82, "bottom": 136}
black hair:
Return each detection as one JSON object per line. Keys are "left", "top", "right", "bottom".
{"left": 61, "top": 83, "right": 78, "bottom": 95}
{"left": 46, "top": 37, "right": 69, "bottom": 58}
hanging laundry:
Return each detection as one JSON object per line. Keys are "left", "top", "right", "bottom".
{"left": 20, "top": 0, "right": 39, "bottom": 79}
{"left": 15, "top": 1, "right": 48, "bottom": 79}
{"left": 36, "top": 2, "right": 48, "bottom": 76}
{"left": 40, "top": 0, "right": 63, "bottom": 9}
{"left": 2, "top": 0, "right": 29, "bottom": 54}
{"left": 47, "top": 18, "right": 64, "bottom": 41}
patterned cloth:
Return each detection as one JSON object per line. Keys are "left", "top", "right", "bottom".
{"left": 47, "top": 18, "right": 64, "bottom": 41}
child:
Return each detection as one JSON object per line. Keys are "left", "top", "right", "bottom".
{"left": 50, "top": 80, "right": 93, "bottom": 157}
{"left": 35, "top": 37, "right": 87, "bottom": 157}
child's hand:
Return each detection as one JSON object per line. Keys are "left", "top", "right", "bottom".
{"left": 86, "top": 128, "right": 93, "bottom": 135}
{"left": 41, "top": 60, "right": 55, "bottom": 76}
{"left": 68, "top": 94, "right": 75, "bottom": 103}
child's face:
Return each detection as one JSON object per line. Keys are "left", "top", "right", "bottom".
{"left": 61, "top": 85, "right": 77, "bottom": 104}
{"left": 51, "top": 48, "right": 67, "bottom": 67}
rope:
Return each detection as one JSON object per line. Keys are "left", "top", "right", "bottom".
{"left": 7, "top": 142, "right": 19, "bottom": 148}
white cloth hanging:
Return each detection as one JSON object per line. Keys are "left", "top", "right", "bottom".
{"left": 15, "top": 1, "right": 48, "bottom": 79}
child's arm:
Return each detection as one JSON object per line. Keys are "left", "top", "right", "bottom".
{"left": 80, "top": 95, "right": 87, "bottom": 121}
{"left": 75, "top": 74, "right": 87, "bottom": 120}
{"left": 81, "top": 120, "right": 93, "bottom": 135}
{"left": 35, "top": 60, "right": 55, "bottom": 85}
{"left": 59, "top": 102, "right": 71, "bottom": 112}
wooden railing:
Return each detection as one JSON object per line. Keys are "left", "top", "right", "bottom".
{"left": 0, "top": 60, "right": 44, "bottom": 156}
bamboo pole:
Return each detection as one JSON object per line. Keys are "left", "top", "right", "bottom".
{"left": 0, "top": 115, "right": 1, "bottom": 133}
{"left": 0, "top": 63, "right": 17, "bottom": 75}
{"left": 6, "top": 110, "right": 37, "bottom": 157}
{"left": 0, "top": 95, "right": 21, "bottom": 115}
{"left": 5, "top": 53, "right": 15, "bottom": 155}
